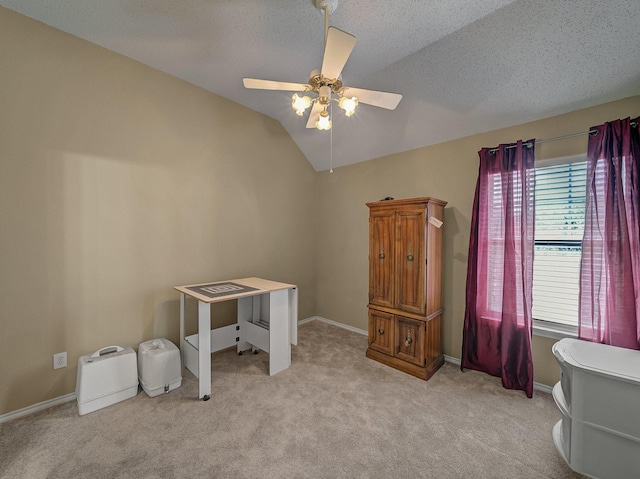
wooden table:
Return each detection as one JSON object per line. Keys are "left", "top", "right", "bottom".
{"left": 175, "top": 277, "right": 298, "bottom": 400}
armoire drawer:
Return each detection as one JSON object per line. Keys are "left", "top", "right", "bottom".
{"left": 368, "top": 309, "right": 394, "bottom": 356}
{"left": 395, "top": 316, "right": 425, "bottom": 366}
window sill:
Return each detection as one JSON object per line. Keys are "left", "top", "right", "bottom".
{"left": 533, "top": 320, "right": 578, "bottom": 340}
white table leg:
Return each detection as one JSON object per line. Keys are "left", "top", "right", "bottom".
{"left": 179, "top": 293, "right": 186, "bottom": 369}
{"left": 268, "top": 289, "right": 290, "bottom": 375}
{"left": 236, "top": 296, "right": 251, "bottom": 354}
{"left": 198, "top": 300, "right": 211, "bottom": 400}
{"left": 289, "top": 288, "right": 298, "bottom": 346}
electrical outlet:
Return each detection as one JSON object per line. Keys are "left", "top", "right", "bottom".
{"left": 53, "top": 352, "right": 67, "bottom": 370}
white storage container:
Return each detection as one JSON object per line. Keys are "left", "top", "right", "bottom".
{"left": 76, "top": 345, "right": 138, "bottom": 416}
{"left": 138, "top": 338, "right": 182, "bottom": 397}
{"left": 552, "top": 338, "right": 640, "bottom": 479}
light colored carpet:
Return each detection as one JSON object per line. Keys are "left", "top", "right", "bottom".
{"left": 0, "top": 320, "right": 583, "bottom": 479}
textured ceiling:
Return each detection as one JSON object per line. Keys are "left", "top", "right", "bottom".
{"left": 2, "top": 0, "right": 640, "bottom": 171}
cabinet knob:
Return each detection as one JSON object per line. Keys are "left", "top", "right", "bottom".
{"left": 407, "top": 254, "right": 414, "bottom": 261}
{"left": 378, "top": 328, "right": 384, "bottom": 335}
{"left": 379, "top": 253, "right": 385, "bottom": 259}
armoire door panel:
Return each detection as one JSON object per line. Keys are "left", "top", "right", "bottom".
{"left": 369, "top": 212, "right": 395, "bottom": 308}
{"left": 396, "top": 209, "right": 426, "bottom": 315}
{"left": 368, "top": 310, "right": 394, "bottom": 356}
{"left": 395, "top": 316, "right": 425, "bottom": 366}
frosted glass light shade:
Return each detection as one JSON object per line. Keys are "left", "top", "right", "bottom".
{"left": 338, "top": 96, "right": 358, "bottom": 117}
{"left": 316, "top": 110, "right": 332, "bottom": 130}
{"left": 292, "top": 94, "right": 312, "bottom": 116}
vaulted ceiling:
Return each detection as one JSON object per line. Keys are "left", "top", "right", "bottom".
{"left": 2, "top": 0, "right": 639, "bottom": 171}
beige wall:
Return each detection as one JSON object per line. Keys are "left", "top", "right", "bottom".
{"left": 2, "top": 6, "right": 639, "bottom": 417}
{"left": 0, "top": 8, "right": 317, "bottom": 415}
{"left": 316, "top": 96, "right": 640, "bottom": 388}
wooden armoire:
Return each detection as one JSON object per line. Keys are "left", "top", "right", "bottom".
{"left": 365, "top": 197, "right": 447, "bottom": 380}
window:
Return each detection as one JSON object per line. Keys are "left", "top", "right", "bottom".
{"left": 485, "top": 168, "right": 533, "bottom": 320}
{"left": 532, "top": 157, "right": 587, "bottom": 335}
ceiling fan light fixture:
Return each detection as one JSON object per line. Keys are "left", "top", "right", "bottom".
{"left": 315, "top": 109, "right": 332, "bottom": 130}
{"left": 318, "top": 85, "right": 332, "bottom": 104}
{"left": 338, "top": 95, "right": 358, "bottom": 117}
{"left": 242, "top": 0, "right": 402, "bottom": 143}
{"left": 292, "top": 94, "right": 312, "bottom": 116}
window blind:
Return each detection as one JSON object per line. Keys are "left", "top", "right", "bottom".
{"left": 532, "top": 161, "right": 587, "bottom": 326}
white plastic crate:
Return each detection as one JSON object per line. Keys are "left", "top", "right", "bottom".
{"left": 138, "top": 338, "right": 182, "bottom": 397}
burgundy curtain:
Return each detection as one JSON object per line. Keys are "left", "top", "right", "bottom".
{"left": 579, "top": 117, "right": 640, "bottom": 349}
{"left": 461, "top": 140, "right": 536, "bottom": 398}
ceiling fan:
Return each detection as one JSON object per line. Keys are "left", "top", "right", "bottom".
{"left": 242, "top": 0, "right": 402, "bottom": 131}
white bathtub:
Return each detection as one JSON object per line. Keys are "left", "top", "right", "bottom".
{"left": 552, "top": 338, "right": 640, "bottom": 479}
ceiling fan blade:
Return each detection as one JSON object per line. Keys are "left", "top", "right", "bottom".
{"left": 243, "top": 78, "right": 309, "bottom": 92}
{"left": 306, "top": 101, "right": 324, "bottom": 129}
{"left": 342, "top": 87, "right": 403, "bottom": 110}
{"left": 321, "top": 27, "right": 356, "bottom": 81}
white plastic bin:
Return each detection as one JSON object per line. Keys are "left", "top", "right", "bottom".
{"left": 138, "top": 338, "right": 182, "bottom": 397}
{"left": 552, "top": 338, "right": 640, "bottom": 479}
{"left": 76, "top": 345, "right": 138, "bottom": 416}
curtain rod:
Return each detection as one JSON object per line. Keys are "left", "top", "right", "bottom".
{"left": 489, "top": 120, "right": 638, "bottom": 154}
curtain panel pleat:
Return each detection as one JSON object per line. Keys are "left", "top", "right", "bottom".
{"left": 461, "top": 140, "right": 536, "bottom": 398}
{"left": 579, "top": 116, "right": 640, "bottom": 349}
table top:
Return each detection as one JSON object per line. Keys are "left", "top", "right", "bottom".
{"left": 174, "top": 277, "right": 296, "bottom": 303}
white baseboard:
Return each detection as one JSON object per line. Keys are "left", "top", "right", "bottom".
{"left": 444, "top": 354, "right": 552, "bottom": 394}
{"left": 299, "top": 316, "right": 367, "bottom": 336}
{"left": 444, "top": 354, "right": 460, "bottom": 365}
{"left": 297, "top": 316, "right": 318, "bottom": 326}
{"left": 0, "top": 392, "right": 76, "bottom": 424}
{"left": 533, "top": 382, "right": 553, "bottom": 394}
{"left": 302, "top": 317, "right": 554, "bottom": 394}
